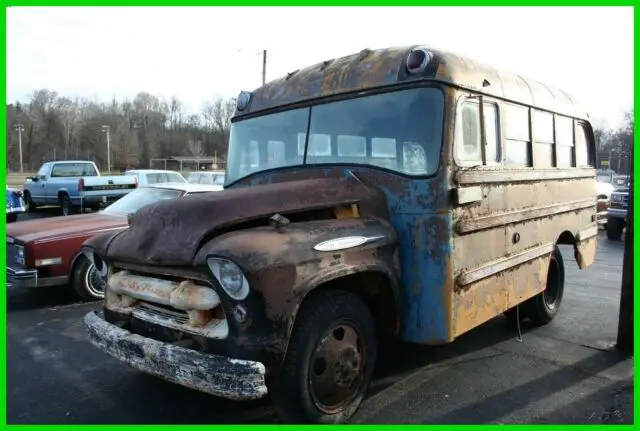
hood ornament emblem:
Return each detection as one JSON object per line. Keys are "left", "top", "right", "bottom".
{"left": 269, "top": 213, "right": 290, "bottom": 230}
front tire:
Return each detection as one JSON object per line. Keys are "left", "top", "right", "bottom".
{"left": 606, "top": 218, "right": 624, "bottom": 240}
{"left": 522, "top": 246, "right": 565, "bottom": 326}
{"left": 6, "top": 213, "right": 17, "bottom": 223}
{"left": 24, "top": 192, "right": 37, "bottom": 212}
{"left": 270, "top": 290, "right": 377, "bottom": 424}
{"left": 71, "top": 257, "right": 106, "bottom": 301}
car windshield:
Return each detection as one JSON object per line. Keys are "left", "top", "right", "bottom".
{"left": 225, "top": 87, "right": 445, "bottom": 184}
{"left": 102, "top": 187, "right": 183, "bottom": 215}
{"left": 145, "top": 172, "right": 187, "bottom": 184}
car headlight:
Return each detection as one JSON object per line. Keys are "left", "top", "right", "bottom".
{"left": 15, "top": 245, "right": 25, "bottom": 266}
{"left": 207, "top": 257, "right": 250, "bottom": 300}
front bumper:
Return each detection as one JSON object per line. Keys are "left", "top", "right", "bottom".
{"left": 6, "top": 266, "right": 68, "bottom": 288}
{"left": 6, "top": 206, "right": 25, "bottom": 215}
{"left": 84, "top": 311, "right": 268, "bottom": 401}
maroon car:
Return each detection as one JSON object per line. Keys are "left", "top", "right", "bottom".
{"left": 6, "top": 183, "right": 222, "bottom": 300}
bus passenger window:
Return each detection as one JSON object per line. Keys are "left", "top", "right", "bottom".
{"left": 555, "top": 116, "right": 574, "bottom": 167}
{"left": 504, "top": 104, "right": 531, "bottom": 167}
{"left": 456, "top": 101, "right": 481, "bottom": 162}
{"left": 483, "top": 103, "right": 500, "bottom": 163}
{"left": 533, "top": 110, "right": 555, "bottom": 167}
{"left": 574, "top": 123, "right": 592, "bottom": 167}
{"left": 337, "top": 135, "right": 366, "bottom": 157}
{"left": 267, "top": 140, "right": 286, "bottom": 167}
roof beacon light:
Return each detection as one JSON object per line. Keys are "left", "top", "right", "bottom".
{"left": 406, "top": 48, "right": 432, "bottom": 75}
{"left": 236, "top": 91, "right": 252, "bottom": 111}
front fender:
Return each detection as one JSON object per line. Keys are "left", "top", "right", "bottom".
{"left": 194, "top": 217, "right": 400, "bottom": 359}
{"left": 82, "top": 229, "right": 124, "bottom": 257}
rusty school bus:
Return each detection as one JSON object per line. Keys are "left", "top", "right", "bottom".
{"left": 82, "top": 45, "right": 598, "bottom": 423}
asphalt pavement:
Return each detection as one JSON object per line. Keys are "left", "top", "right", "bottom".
{"left": 6, "top": 213, "right": 633, "bottom": 424}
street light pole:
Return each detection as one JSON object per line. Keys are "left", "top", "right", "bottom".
{"left": 14, "top": 124, "right": 24, "bottom": 174}
{"left": 101, "top": 125, "right": 111, "bottom": 173}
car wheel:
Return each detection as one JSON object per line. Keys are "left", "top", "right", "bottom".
{"left": 522, "top": 246, "right": 565, "bottom": 326}
{"left": 606, "top": 218, "right": 624, "bottom": 240}
{"left": 60, "top": 195, "right": 74, "bottom": 216}
{"left": 24, "top": 192, "right": 37, "bottom": 212}
{"left": 72, "top": 257, "right": 106, "bottom": 301}
{"left": 6, "top": 213, "right": 17, "bottom": 223}
{"left": 270, "top": 290, "right": 377, "bottom": 424}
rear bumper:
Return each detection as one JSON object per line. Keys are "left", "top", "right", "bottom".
{"left": 84, "top": 311, "right": 268, "bottom": 401}
{"left": 6, "top": 266, "right": 68, "bottom": 288}
{"left": 607, "top": 208, "right": 627, "bottom": 221}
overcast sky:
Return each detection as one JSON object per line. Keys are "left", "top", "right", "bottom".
{"left": 7, "top": 6, "right": 634, "bottom": 128}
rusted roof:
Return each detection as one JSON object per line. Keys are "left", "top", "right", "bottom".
{"left": 237, "top": 45, "right": 589, "bottom": 120}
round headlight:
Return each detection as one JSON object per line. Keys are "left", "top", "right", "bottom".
{"left": 219, "top": 260, "right": 243, "bottom": 295}
{"left": 207, "top": 257, "right": 250, "bottom": 300}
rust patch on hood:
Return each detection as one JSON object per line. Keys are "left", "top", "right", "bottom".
{"left": 101, "top": 178, "right": 388, "bottom": 266}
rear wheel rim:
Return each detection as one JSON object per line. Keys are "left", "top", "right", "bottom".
{"left": 308, "top": 322, "right": 365, "bottom": 414}
{"left": 543, "top": 257, "right": 560, "bottom": 309}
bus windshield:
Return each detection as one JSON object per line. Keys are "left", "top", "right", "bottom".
{"left": 225, "top": 87, "right": 444, "bottom": 184}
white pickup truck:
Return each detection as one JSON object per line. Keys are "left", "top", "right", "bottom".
{"left": 23, "top": 161, "right": 138, "bottom": 216}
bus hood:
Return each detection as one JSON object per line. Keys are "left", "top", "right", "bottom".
{"left": 88, "top": 177, "right": 388, "bottom": 266}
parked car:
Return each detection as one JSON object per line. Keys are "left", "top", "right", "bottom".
{"left": 23, "top": 160, "right": 138, "bottom": 216}
{"left": 187, "top": 170, "right": 225, "bottom": 186}
{"left": 606, "top": 182, "right": 630, "bottom": 240}
{"left": 6, "top": 183, "right": 223, "bottom": 300}
{"left": 596, "top": 180, "right": 615, "bottom": 228}
{"left": 6, "top": 186, "right": 26, "bottom": 223}
{"left": 123, "top": 169, "right": 187, "bottom": 186}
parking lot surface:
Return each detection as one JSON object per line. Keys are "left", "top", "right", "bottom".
{"left": 6, "top": 218, "right": 633, "bottom": 424}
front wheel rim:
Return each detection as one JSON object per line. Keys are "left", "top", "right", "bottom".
{"left": 308, "top": 322, "right": 365, "bottom": 414}
{"left": 84, "top": 263, "right": 105, "bottom": 298}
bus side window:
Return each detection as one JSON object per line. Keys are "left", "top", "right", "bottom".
{"left": 456, "top": 101, "right": 481, "bottom": 162}
{"left": 555, "top": 116, "right": 574, "bottom": 167}
{"left": 574, "top": 122, "right": 593, "bottom": 167}
{"left": 504, "top": 104, "right": 531, "bottom": 167}
{"left": 533, "top": 110, "right": 555, "bottom": 167}
{"left": 483, "top": 102, "right": 500, "bottom": 163}
{"left": 456, "top": 99, "right": 500, "bottom": 165}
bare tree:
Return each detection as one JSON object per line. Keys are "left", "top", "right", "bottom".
{"left": 186, "top": 139, "right": 205, "bottom": 158}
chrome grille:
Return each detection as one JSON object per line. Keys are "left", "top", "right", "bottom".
{"left": 136, "top": 302, "right": 189, "bottom": 325}
{"left": 6, "top": 242, "right": 18, "bottom": 268}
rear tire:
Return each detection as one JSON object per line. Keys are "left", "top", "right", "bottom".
{"left": 606, "top": 218, "right": 624, "bottom": 240}
{"left": 6, "top": 213, "right": 17, "bottom": 223}
{"left": 270, "top": 290, "right": 377, "bottom": 424}
{"left": 522, "top": 246, "right": 565, "bottom": 326}
{"left": 71, "top": 257, "right": 105, "bottom": 301}
{"left": 60, "top": 195, "right": 74, "bottom": 216}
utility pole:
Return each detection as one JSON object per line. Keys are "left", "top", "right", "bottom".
{"left": 616, "top": 144, "right": 633, "bottom": 355}
{"left": 13, "top": 124, "right": 24, "bottom": 174}
{"left": 262, "top": 49, "right": 267, "bottom": 86}
{"left": 101, "top": 125, "right": 111, "bottom": 173}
